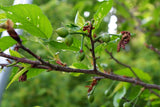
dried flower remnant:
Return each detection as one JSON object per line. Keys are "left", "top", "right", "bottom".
{"left": 56, "top": 60, "right": 67, "bottom": 67}
{"left": 117, "top": 31, "right": 131, "bottom": 52}
{"left": 85, "top": 79, "right": 99, "bottom": 93}
{"left": 19, "top": 70, "right": 28, "bottom": 82}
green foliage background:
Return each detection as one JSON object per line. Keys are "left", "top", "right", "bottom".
{"left": 0, "top": 0, "right": 160, "bottom": 106}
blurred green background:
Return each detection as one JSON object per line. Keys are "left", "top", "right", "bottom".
{"left": 0, "top": 0, "right": 160, "bottom": 106}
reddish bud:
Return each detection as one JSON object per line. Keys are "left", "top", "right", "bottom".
{"left": 93, "top": 34, "right": 97, "bottom": 38}
{"left": 80, "top": 49, "right": 83, "bottom": 53}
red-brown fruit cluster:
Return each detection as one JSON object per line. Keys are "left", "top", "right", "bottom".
{"left": 85, "top": 79, "right": 99, "bottom": 93}
{"left": 83, "top": 23, "right": 95, "bottom": 33}
{"left": 117, "top": 31, "right": 131, "bottom": 52}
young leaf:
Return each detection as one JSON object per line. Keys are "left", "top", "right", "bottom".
{"left": 113, "top": 86, "right": 126, "bottom": 107}
{"left": 109, "top": 82, "right": 123, "bottom": 97}
{"left": 0, "top": 36, "right": 16, "bottom": 51}
{"left": 0, "top": 12, "right": 6, "bottom": 32}
{"left": 72, "top": 62, "right": 89, "bottom": 69}
{"left": 47, "top": 40, "right": 79, "bottom": 51}
{"left": 9, "top": 49, "right": 24, "bottom": 58}
{"left": 6, "top": 65, "right": 31, "bottom": 89}
{"left": 27, "top": 68, "right": 46, "bottom": 79}
{"left": 74, "top": 11, "right": 85, "bottom": 28}
{"left": 0, "top": 12, "right": 6, "bottom": 23}
{"left": 94, "top": 0, "right": 113, "bottom": 30}
{"left": 0, "top": 4, "right": 53, "bottom": 38}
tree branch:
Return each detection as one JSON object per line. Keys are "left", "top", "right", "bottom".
{"left": 0, "top": 52, "right": 41, "bottom": 65}
{"left": 1, "top": 20, "right": 160, "bottom": 99}
{"left": 1, "top": 52, "right": 160, "bottom": 90}
{"left": 144, "top": 43, "right": 160, "bottom": 55}
{"left": 88, "top": 23, "right": 97, "bottom": 72}
{"left": 105, "top": 49, "right": 160, "bottom": 97}
{"left": 105, "top": 49, "right": 140, "bottom": 80}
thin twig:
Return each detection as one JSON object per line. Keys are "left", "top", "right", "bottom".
{"left": 105, "top": 49, "right": 140, "bottom": 80}
{"left": 144, "top": 43, "right": 160, "bottom": 55}
{"left": 149, "top": 89, "right": 160, "bottom": 98}
{"left": 19, "top": 44, "right": 55, "bottom": 68}
{"left": 105, "top": 49, "right": 160, "bottom": 97}
{"left": 88, "top": 23, "right": 97, "bottom": 72}
{"left": 19, "top": 45, "right": 46, "bottom": 64}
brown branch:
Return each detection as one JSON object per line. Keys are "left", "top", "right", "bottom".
{"left": 1, "top": 49, "right": 160, "bottom": 90}
{"left": 144, "top": 43, "right": 160, "bottom": 55}
{"left": 19, "top": 45, "right": 48, "bottom": 64}
{"left": 149, "top": 89, "right": 160, "bottom": 98}
{"left": 0, "top": 52, "right": 41, "bottom": 65}
{"left": 88, "top": 23, "right": 97, "bottom": 72}
{"left": 105, "top": 49, "right": 140, "bottom": 80}
{"left": 105, "top": 49, "right": 160, "bottom": 97}
{"left": 0, "top": 64, "right": 50, "bottom": 70}
{"left": 1, "top": 52, "right": 160, "bottom": 90}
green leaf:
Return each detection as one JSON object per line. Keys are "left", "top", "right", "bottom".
{"left": 9, "top": 49, "right": 24, "bottom": 58}
{"left": 47, "top": 40, "right": 79, "bottom": 51}
{"left": 95, "top": 43, "right": 106, "bottom": 53}
{"left": 105, "top": 81, "right": 116, "bottom": 96}
{"left": 114, "top": 68, "right": 151, "bottom": 82}
{"left": 113, "top": 86, "right": 126, "bottom": 107}
{"left": 72, "top": 38, "right": 81, "bottom": 49}
{"left": 109, "top": 82, "right": 123, "bottom": 97}
{"left": 94, "top": 0, "right": 113, "bottom": 30}
{"left": 0, "top": 12, "right": 6, "bottom": 23}
{"left": 106, "top": 40, "right": 119, "bottom": 52}
{"left": 74, "top": 11, "right": 85, "bottom": 28}
{"left": 0, "top": 12, "right": 6, "bottom": 32}
{"left": 0, "top": 4, "right": 53, "bottom": 38}
{"left": 27, "top": 68, "right": 46, "bottom": 79}
{"left": 72, "top": 63, "right": 89, "bottom": 69}
{"left": 0, "top": 36, "right": 16, "bottom": 51}
{"left": 69, "top": 72, "right": 82, "bottom": 77}
{"left": 6, "top": 65, "right": 31, "bottom": 89}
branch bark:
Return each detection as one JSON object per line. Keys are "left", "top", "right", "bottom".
{"left": 0, "top": 52, "right": 160, "bottom": 90}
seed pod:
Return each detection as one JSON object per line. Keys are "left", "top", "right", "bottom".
{"left": 77, "top": 50, "right": 85, "bottom": 61}
{"left": 88, "top": 94, "right": 94, "bottom": 103}
{"left": 56, "top": 27, "right": 69, "bottom": 38}
{"left": 123, "top": 102, "right": 131, "bottom": 107}
{"left": 64, "top": 35, "right": 73, "bottom": 46}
